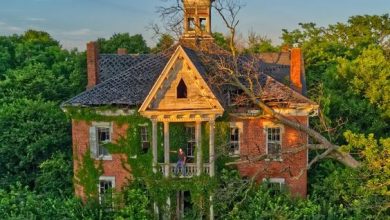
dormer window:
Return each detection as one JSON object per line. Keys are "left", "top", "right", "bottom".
{"left": 188, "top": 18, "right": 195, "bottom": 31}
{"left": 177, "top": 79, "right": 188, "bottom": 98}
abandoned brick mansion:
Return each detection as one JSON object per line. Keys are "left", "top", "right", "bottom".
{"left": 62, "top": 0, "right": 318, "bottom": 218}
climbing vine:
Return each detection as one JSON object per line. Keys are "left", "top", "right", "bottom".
{"left": 66, "top": 106, "right": 230, "bottom": 217}
{"left": 74, "top": 148, "right": 103, "bottom": 200}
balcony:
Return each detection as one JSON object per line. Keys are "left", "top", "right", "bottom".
{"left": 158, "top": 163, "right": 210, "bottom": 178}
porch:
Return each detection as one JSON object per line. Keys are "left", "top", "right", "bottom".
{"left": 148, "top": 114, "right": 218, "bottom": 178}
{"left": 158, "top": 163, "right": 211, "bottom": 178}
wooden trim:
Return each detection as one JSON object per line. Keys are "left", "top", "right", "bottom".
{"left": 139, "top": 45, "right": 224, "bottom": 115}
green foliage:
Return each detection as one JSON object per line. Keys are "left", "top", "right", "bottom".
{"left": 212, "top": 32, "right": 229, "bottom": 50}
{"left": 97, "top": 33, "right": 150, "bottom": 54}
{"left": 282, "top": 14, "right": 390, "bottom": 143}
{"left": 75, "top": 148, "right": 103, "bottom": 200}
{"left": 35, "top": 152, "right": 73, "bottom": 196}
{"left": 114, "top": 187, "right": 151, "bottom": 220}
{"left": 338, "top": 47, "right": 390, "bottom": 118}
{"left": 0, "top": 99, "right": 70, "bottom": 188}
{"left": 244, "top": 32, "right": 279, "bottom": 54}
{"left": 0, "top": 183, "right": 102, "bottom": 219}
{"left": 152, "top": 34, "right": 175, "bottom": 53}
{"left": 0, "top": 64, "right": 73, "bottom": 102}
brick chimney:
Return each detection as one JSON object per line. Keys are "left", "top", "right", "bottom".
{"left": 117, "top": 48, "right": 128, "bottom": 55}
{"left": 86, "top": 41, "right": 99, "bottom": 90}
{"left": 290, "top": 46, "right": 305, "bottom": 94}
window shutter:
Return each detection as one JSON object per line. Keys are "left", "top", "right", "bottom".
{"left": 89, "top": 126, "right": 98, "bottom": 158}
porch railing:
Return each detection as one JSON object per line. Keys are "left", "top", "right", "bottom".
{"left": 158, "top": 163, "right": 210, "bottom": 178}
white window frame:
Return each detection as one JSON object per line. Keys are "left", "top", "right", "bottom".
{"left": 139, "top": 123, "right": 150, "bottom": 152}
{"left": 185, "top": 125, "right": 196, "bottom": 158}
{"left": 229, "top": 122, "right": 243, "bottom": 156}
{"left": 92, "top": 122, "right": 113, "bottom": 160}
{"left": 263, "top": 122, "right": 284, "bottom": 161}
{"left": 98, "top": 176, "right": 116, "bottom": 205}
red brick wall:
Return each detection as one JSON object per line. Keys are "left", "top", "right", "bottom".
{"left": 235, "top": 116, "right": 308, "bottom": 197}
{"left": 72, "top": 120, "right": 131, "bottom": 200}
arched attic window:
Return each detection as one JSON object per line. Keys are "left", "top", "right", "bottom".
{"left": 177, "top": 79, "right": 188, "bottom": 99}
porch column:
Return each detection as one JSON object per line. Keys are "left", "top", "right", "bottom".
{"left": 152, "top": 120, "right": 160, "bottom": 219}
{"left": 164, "top": 121, "right": 170, "bottom": 177}
{"left": 195, "top": 120, "right": 202, "bottom": 176}
{"left": 152, "top": 119, "right": 158, "bottom": 173}
{"left": 209, "top": 120, "right": 215, "bottom": 177}
{"left": 210, "top": 195, "right": 214, "bottom": 220}
{"left": 209, "top": 119, "right": 215, "bottom": 220}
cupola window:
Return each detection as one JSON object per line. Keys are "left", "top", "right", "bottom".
{"left": 188, "top": 18, "right": 195, "bottom": 31}
{"left": 200, "top": 18, "right": 207, "bottom": 31}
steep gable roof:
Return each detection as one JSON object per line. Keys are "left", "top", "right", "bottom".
{"left": 62, "top": 41, "right": 315, "bottom": 108}
{"left": 139, "top": 46, "right": 224, "bottom": 113}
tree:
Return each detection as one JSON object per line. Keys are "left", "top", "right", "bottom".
{"left": 0, "top": 64, "right": 72, "bottom": 103}
{"left": 212, "top": 32, "right": 230, "bottom": 50}
{"left": 97, "top": 33, "right": 150, "bottom": 54}
{"left": 0, "top": 30, "right": 86, "bottom": 192}
{"left": 152, "top": 34, "right": 175, "bottom": 53}
{"left": 35, "top": 152, "right": 73, "bottom": 196}
{"left": 244, "top": 31, "right": 279, "bottom": 54}
{"left": 0, "top": 99, "right": 70, "bottom": 189}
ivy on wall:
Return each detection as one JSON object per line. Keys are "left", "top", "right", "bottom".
{"left": 66, "top": 106, "right": 231, "bottom": 217}
{"left": 74, "top": 148, "right": 103, "bottom": 200}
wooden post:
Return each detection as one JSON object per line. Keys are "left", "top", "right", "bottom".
{"left": 209, "top": 119, "right": 215, "bottom": 177}
{"left": 164, "top": 121, "right": 170, "bottom": 177}
{"left": 195, "top": 121, "right": 202, "bottom": 176}
{"left": 209, "top": 195, "right": 214, "bottom": 220}
{"left": 152, "top": 120, "right": 160, "bottom": 219}
{"left": 165, "top": 197, "right": 171, "bottom": 220}
{"left": 152, "top": 119, "right": 158, "bottom": 173}
{"left": 209, "top": 119, "right": 215, "bottom": 220}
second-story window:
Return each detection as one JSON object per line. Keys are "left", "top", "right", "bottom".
{"left": 229, "top": 127, "right": 240, "bottom": 156}
{"left": 97, "top": 127, "right": 111, "bottom": 156}
{"left": 90, "top": 122, "right": 112, "bottom": 160}
{"left": 140, "top": 125, "right": 150, "bottom": 153}
{"left": 186, "top": 126, "right": 196, "bottom": 158}
{"left": 267, "top": 127, "right": 282, "bottom": 159}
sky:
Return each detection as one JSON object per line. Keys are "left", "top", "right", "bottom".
{"left": 0, "top": 0, "right": 389, "bottom": 50}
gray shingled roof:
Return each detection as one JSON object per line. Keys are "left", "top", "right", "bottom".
{"left": 98, "top": 54, "right": 154, "bottom": 82}
{"left": 63, "top": 43, "right": 312, "bottom": 107}
{"left": 63, "top": 51, "right": 172, "bottom": 106}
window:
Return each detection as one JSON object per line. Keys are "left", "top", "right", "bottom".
{"left": 267, "top": 127, "right": 281, "bottom": 159}
{"left": 186, "top": 126, "right": 196, "bottom": 158}
{"left": 99, "top": 176, "right": 115, "bottom": 207}
{"left": 263, "top": 178, "right": 285, "bottom": 195}
{"left": 90, "top": 123, "right": 112, "bottom": 160}
{"left": 97, "top": 127, "right": 110, "bottom": 157}
{"left": 177, "top": 79, "right": 188, "bottom": 99}
{"left": 187, "top": 18, "right": 195, "bottom": 31}
{"left": 140, "top": 125, "right": 150, "bottom": 153}
{"left": 199, "top": 18, "right": 207, "bottom": 31}
{"left": 229, "top": 127, "right": 240, "bottom": 155}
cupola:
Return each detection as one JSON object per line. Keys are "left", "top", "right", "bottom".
{"left": 182, "top": 0, "right": 214, "bottom": 39}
